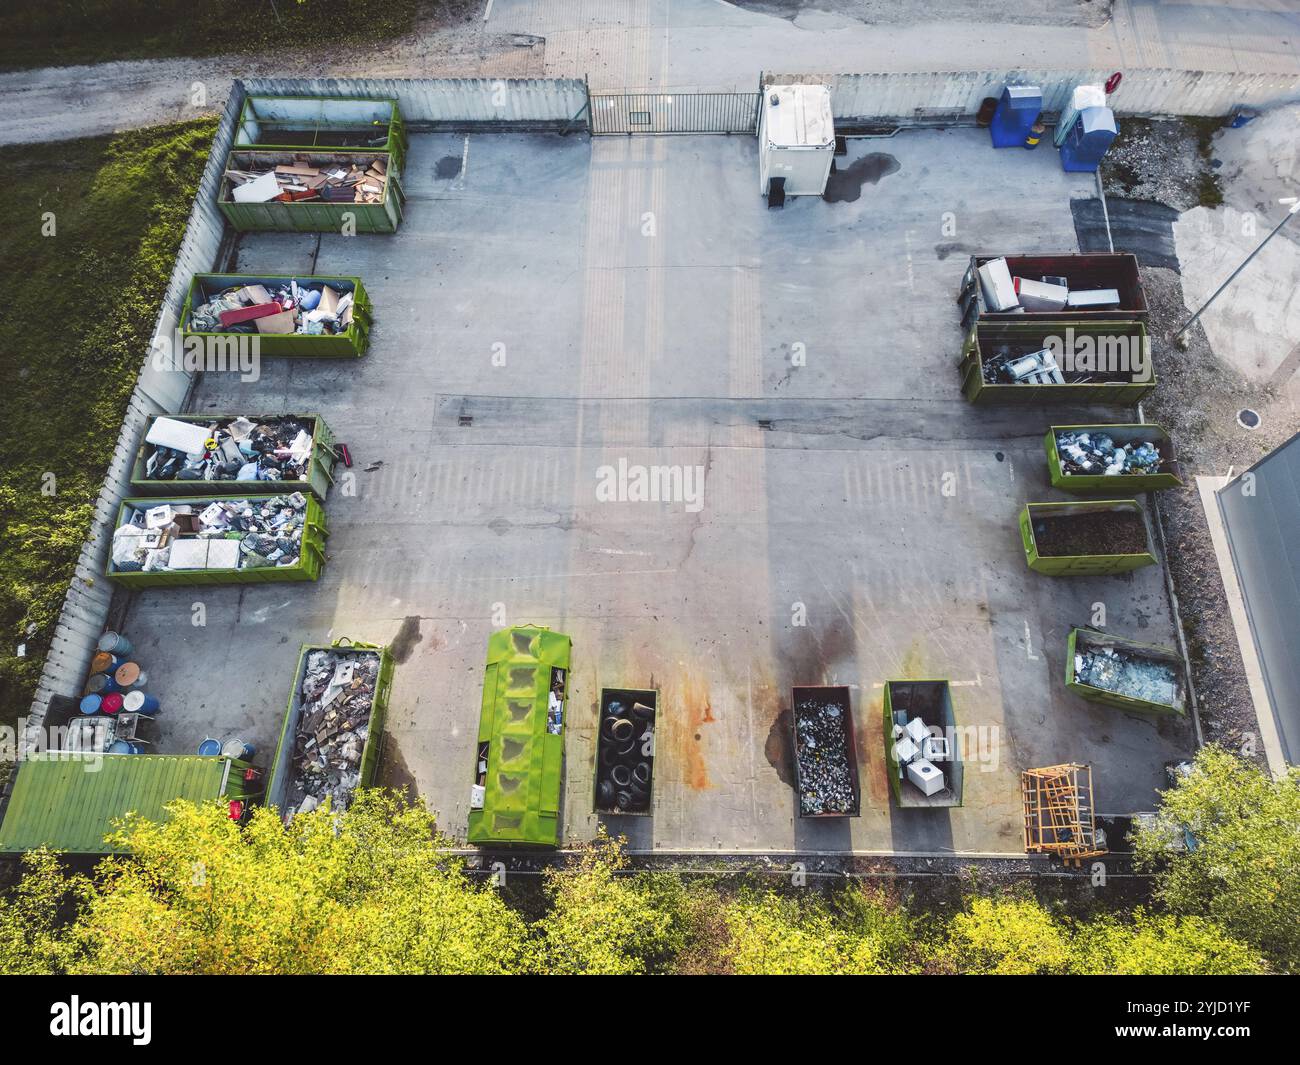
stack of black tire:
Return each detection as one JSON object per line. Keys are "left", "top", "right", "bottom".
{"left": 595, "top": 692, "right": 655, "bottom": 814}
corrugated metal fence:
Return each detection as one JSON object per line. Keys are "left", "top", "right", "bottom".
{"left": 763, "top": 69, "right": 1300, "bottom": 126}
{"left": 590, "top": 92, "right": 760, "bottom": 134}
{"left": 241, "top": 77, "right": 589, "bottom": 129}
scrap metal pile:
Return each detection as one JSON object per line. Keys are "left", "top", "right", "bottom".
{"left": 982, "top": 345, "right": 1065, "bottom": 385}
{"left": 144, "top": 415, "right": 315, "bottom": 485}
{"left": 189, "top": 279, "right": 354, "bottom": 336}
{"left": 283, "top": 650, "right": 380, "bottom": 821}
{"left": 1075, "top": 645, "right": 1179, "bottom": 706}
{"left": 794, "top": 693, "right": 856, "bottom": 815}
{"left": 1055, "top": 430, "right": 1163, "bottom": 477}
{"left": 111, "top": 493, "right": 308, "bottom": 573}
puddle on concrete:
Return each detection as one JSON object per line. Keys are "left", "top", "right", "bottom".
{"left": 435, "top": 155, "right": 463, "bottom": 180}
{"left": 822, "top": 152, "right": 900, "bottom": 203}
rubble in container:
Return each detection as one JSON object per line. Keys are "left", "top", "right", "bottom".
{"left": 1056, "top": 430, "right": 1164, "bottom": 476}
{"left": 794, "top": 695, "right": 856, "bottom": 815}
{"left": 144, "top": 415, "right": 315, "bottom": 485}
{"left": 285, "top": 650, "right": 379, "bottom": 821}
{"left": 110, "top": 493, "right": 308, "bottom": 573}
{"left": 1075, "top": 646, "right": 1179, "bottom": 706}
{"left": 189, "top": 280, "right": 355, "bottom": 336}
{"left": 225, "top": 156, "right": 388, "bottom": 205}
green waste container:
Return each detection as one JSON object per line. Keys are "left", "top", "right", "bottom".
{"left": 1066, "top": 628, "right": 1186, "bottom": 715}
{"left": 235, "top": 96, "right": 407, "bottom": 175}
{"left": 960, "top": 320, "right": 1155, "bottom": 404}
{"left": 130, "top": 412, "right": 337, "bottom": 502}
{"left": 181, "top": 274, "right": 371, "bottom": 357}
{"left": 1045, "top": 424, "right": 1183, "bottom": 493}
{"left": 882, "top": 680, "right": 963, "bottom": 808}
{"left": 1019, "top": 499, "right": 1157, "bottom": 575}
{"left": 468, "top": 625, "right": 572, "bottom": 847}
{"left": 105, "top": 494, "right": 328, "bottom": 588}
{"left": 266, "top": 639, "right": 395, "bottom": 821}
{"left": 218, "top": 149, "right": 404, "bottom": 233}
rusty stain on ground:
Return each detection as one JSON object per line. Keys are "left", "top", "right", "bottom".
{"left": 672, "top": 671, "right": 714, "bottom": 790}
{"left": 862, "top": 694, "right": 890, "bottom": 806}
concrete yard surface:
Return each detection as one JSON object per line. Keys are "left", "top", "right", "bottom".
{"left": 120, "top": 128, "right": 1194, "bottom": 856}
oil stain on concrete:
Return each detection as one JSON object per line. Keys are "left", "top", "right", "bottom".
{"left": 435, "top": 155, "right": 463, "bottom": 180}
{"left": 390, "top": 615, "right": 424, "bottom": 664}
{"left": 823, "top": 153, "right": 901, "bottom": 203}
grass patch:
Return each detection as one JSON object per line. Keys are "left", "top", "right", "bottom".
{"left": 2, "top": 0, "right": 462, "bottom": 71}
{"left": 0, "top": 119, "right": 217, "bottom": 734}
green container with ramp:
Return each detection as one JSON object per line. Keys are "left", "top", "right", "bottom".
{"left": 1065, "top": 627, "right": 1186, "bottom": 716}
{"left": 468, "top": 625, "right": 572, "bottom": 847}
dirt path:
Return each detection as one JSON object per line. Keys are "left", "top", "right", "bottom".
{"left": 0, "top": 20, "right": 545, "bottom": 145}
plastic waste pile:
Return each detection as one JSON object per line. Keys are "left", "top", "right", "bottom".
{"left": 145, "top": 416, "right": 314, "bottom": 485}
{"left": 1056, "top": 430, "right": 1163, "bottom": 476}
{"left": 189, "top": 279, "right": 354, "bottom": 336}
{"left": 1075, "top": 645, "right": 1179, "bottom": 707}
{"left": 284, "top": 650, "right": 380, "bottom": 821}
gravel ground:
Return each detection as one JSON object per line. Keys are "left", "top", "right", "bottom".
{"left": 1102, "top": 117, "right": 1222, "bottom": 212}
{"left": 1138, "top": 266, "right": 1290, "bottom": 764}
{"left": 1102, "top": 115, "right": 1291, "bottom": 765}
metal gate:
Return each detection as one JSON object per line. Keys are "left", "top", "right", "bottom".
{"left": 589, "top": 92, "right": 760, "bottom": 135}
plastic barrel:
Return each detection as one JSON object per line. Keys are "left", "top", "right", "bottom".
{"left": 79, "top": 694, "right": 103, "bottom": 716}
{"left": 100, "top": 693, "right": 125, "bottom": 715}
{"left": 222, "top": 738, "right": 255, "bottom": 760}
{"left": 107, "top": 740, "right": 144, "bottom": 755}
{"left": 97, "top": 631, "right": 134, "bottom": 655}
{"left": 92, "top": 651, "right": 124, "bottom": 675}
{"left": 123, "top": 691, "right": 160, "bottom": 715}
{"left": 197, "top": 738, "right": 223, "bottom": 756}
{"left": 86, "top": 673, "right": 120, "bottom": 695}
{"left": 114, "top": 662, "right": 145, "bottom": 689}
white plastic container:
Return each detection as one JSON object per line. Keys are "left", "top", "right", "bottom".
{"left": 758, "top": 84, "right": 835, "bottom": 197}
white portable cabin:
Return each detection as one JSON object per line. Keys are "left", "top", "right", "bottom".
{"left": 758, "top": 84, "right": 835, "bottom": 198}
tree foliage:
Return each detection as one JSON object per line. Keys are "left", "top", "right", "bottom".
{"left": 71, "top": 792, "right": 526, "bottom": 975}
{"left": 1132, "top": 745, "right": 1300, "bottom": 972}
{"left": 0, "top": 783, "right": 1273, "bottom": 975}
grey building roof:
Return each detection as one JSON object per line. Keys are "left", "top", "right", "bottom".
{"left": 1217, "top": 432, "right": 1300, "bottom": 763}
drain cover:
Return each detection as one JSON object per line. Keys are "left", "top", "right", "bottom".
{"left": 1237, "top": 408, "right": 1261, "bottom": 430}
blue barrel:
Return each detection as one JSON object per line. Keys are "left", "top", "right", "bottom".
{"left": 79, "top": 694, "right": 103, "bottom": 715}
{"left": 197, "top": 738, "right": 223, "bottom": 756}
{"left": 85, "top": 673, "right": 121, "bottom": 695}
{"left": 123, "top": 691, "right": 160, "bottom": 715}
{"left": 97, "top": 631, "right": 134, "bottom": 655}
{"left": 108, "top": 740, "right": 144, "bottom": 755}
